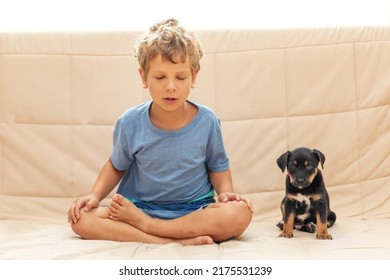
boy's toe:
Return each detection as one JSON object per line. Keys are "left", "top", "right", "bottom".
{"left": 112, "top": 194, "right": 130, "bottom": 207}
{"left": 112, "top": 194, "right": 123, "bottom": 203}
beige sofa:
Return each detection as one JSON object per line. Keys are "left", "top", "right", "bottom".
{"left": 1, "top": 27, "right": 390, "bottom": 259}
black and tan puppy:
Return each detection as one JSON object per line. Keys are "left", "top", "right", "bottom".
{"left": 276, "top": 147, "right": 336, "bottom": 239}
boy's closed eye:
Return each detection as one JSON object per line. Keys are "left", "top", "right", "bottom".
{"left": 154, "top": 76, "right": 188, "bottom": 81}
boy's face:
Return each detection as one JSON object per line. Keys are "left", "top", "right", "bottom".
{"left": 139, "top": 54, "right": 198, "bottom": 113}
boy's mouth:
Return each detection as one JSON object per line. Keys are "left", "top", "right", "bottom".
{"left": 163, "top": 97, "right": 178, "bottom": 105}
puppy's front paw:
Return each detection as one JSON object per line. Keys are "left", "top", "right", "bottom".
{"left": 278, "top": 232, "right": 293, "bottom": 238}
{"left": 316, "top": 233, "right": 332, "bottom": 240}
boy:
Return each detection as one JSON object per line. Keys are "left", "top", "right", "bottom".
{"left": 68, "top": 18, "right": 253, "bottom": 245}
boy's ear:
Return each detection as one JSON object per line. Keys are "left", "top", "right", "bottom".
{"left": 139, "top": 68, "right": 148, "bottom": 89}
{"left": 191, "top": 67, "right": 200, "bottom": 88}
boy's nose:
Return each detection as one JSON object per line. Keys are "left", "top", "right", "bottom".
{"left": 166, "top": 79, "right": 177, "bottom": 91}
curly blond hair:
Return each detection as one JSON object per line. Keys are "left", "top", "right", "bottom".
{"left": 135, "top": 18, "right": 203, "bottom": 77}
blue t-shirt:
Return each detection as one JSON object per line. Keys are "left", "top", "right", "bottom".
{"left": 111, "top": 100, "right": 229, "bottom": 204}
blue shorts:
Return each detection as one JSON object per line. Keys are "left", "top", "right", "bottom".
{"left": 132, "top": 196, "right": 216, "bottom": 220}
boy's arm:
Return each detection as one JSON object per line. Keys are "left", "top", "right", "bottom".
{"left": 68, "top": 158, "right": 125, "bottom": 224}
{"left": 89, "top": 158, "right": 125, "bottom": 202}
{"left": 208, "top": 169, "right": 234, "bottom": 194}
{"left": 208, "top": 169, "right": 254, "bottom": 212}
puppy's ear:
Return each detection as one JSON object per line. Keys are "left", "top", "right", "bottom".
{"left": 313, "top": 149, "right": 325, "bottom": 169}
{"left": 277, "top": 151, "right": 290, "bottom": 173}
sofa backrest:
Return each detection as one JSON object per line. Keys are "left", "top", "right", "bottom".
{"left": 1, "top": 28, "right": 389, "bottom": 220}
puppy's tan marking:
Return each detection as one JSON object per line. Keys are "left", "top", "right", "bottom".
{"left": 279, "top": 213, "right": 295, "bottom": 238}
{"left": 307, "top": 168, "right": 318, "bottom": 184}
{"left": 311, "top": 194, "right": 321, "bottom": 201}
{"left": 316, "top": 213, "right": 332, "bottom": 240}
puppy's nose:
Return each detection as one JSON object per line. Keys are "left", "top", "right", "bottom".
{"left": 296, "top": 178, "right": 305, "bottom": 184}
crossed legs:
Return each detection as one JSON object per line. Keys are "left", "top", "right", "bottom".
{"left": 71, "top": 194, "right": 252, "bottom": 245}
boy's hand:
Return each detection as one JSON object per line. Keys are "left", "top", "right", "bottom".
{"left": 218, "top": 192, "right": 254, "bottom": 213}
{"left": 67, "top": 195, "right": 99, "bottom": 224}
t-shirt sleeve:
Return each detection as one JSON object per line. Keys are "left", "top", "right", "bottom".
{"left": 205, "top": 116, "right": 230, "bottom": 172}
{"left": 111, "top": 118, "right": 133, "bottom": 171}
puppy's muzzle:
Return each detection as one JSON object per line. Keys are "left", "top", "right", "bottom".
{"left": 290, "top": 176, "right": 311, "bottom": 189}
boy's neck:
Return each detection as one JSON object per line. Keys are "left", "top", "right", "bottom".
{"left": 149, "top": 101, "right": 198, "bottom": 131}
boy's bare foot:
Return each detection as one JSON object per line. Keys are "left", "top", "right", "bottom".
{"left": 176, "top": 235, "right": 214, "bottom": 246}
{"left": 108, "top": 194, "right": 151, "bottom": 227}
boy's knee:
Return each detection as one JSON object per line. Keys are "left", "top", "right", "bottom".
{"left": 235, "top": 201, "right": 252, "bottom": 230}
{"left": 224, "top": 201, "right": 252, "bottom": 237}
{"left": 70, "top": 210, "right": 90, "bottom": 239}
{"left": 71, "top": 219, "right": 85, "bottom": 238}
